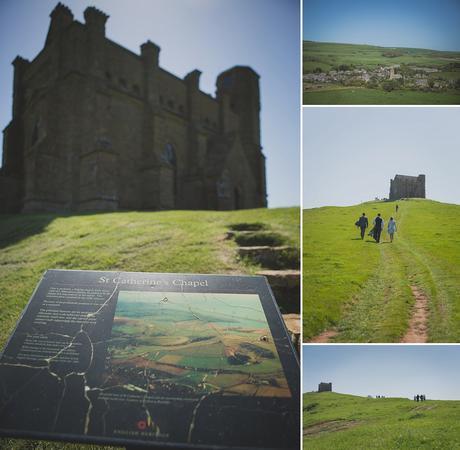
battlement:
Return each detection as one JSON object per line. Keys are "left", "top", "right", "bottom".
{"left": 84, "top": 6, "right": 109, "bottom": 35}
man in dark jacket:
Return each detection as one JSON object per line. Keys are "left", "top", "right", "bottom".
{"left": 373, "top": 213, "right": 384, "bottom": 243}
{"left": 356, "top": 213, "right": 368, "bottom": 239}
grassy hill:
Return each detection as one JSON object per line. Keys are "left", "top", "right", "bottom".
{"left": 303, "top": 41, "right": 460, "bottom": 73}
{"left": 0, "top": 207, "right": 298, "bottom": 450}
{"left": 303, "top": 199, "right": 460, "bottom": 342}
{"left": 303, "top": 392, "right": 460, "bottom": 449}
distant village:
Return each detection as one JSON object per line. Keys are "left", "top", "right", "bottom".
{"left": 304, "top": 64, "right": 460, "bottom": 91}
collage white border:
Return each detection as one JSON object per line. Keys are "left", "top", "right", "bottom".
{"left": 298, "top": 0, "right": 460, "bottom": 446}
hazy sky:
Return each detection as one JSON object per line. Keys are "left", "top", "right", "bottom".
{"left": 303, "top": 345, "right": 460, "bottom": 400}
{"left": 303, "top": 0, "right": 460, "bottom": 51}
{"left": 0, "top": 0, "right": 300, "bottom": 208}
{"left": 303, "top": 107, "right": 460, "bottom": 208}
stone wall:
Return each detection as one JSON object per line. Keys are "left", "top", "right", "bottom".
{"left": 389, "top": 174, "right": 426, "bottom": 201}
{"left": 318, "top": 382, "right": 332, "bottom": 392}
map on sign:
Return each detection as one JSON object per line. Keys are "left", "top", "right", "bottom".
{"left": 105, "top": 291, "right": 291, "bottom": 398}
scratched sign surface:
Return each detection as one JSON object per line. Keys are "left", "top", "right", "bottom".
{"left": 0, "top": 270, "right": 299, "bottom": 449}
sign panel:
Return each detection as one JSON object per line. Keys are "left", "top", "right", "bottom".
{"left": 0, "top": 270, "right": 299, "bottom": 449}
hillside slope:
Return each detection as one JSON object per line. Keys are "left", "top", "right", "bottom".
{"left": 303, "top": 199, "right": 460, "bottom": 342}
{"left": 303, "top": 41, "right": 460, "bottom": 73}
{"left": 303, "top": 392, "right": 460, "bottom": 450}
{"left": 0, "top": 207, "right": 299, "bottom": 344}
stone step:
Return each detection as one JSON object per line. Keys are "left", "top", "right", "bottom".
{"left": 258, "top": 269, "right": 300, "bottom": 288}
{"left": 283, "top": 313, "right": 300, "bottom": 354}
{"left": 238, "top": 245, "right": 300, "bottom": 270}
{"left": 227, "top": 222, "right": 267, "bottom": 232}
{"left": 258, "top": 270, "right": 300, "bottom": 314}
{"left": 234, "top": 231, "right": 285, "bottom": 247}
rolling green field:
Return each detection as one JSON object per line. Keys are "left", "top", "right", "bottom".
{"left": 0, "top": 207, "right": 298, "bottom": 450}
{"left": 303, "top": 199, "right": 460, "bottom": 342}
{"left": 303, "top": 41, "right": 460, "bottom": 73}
{"left": 303, "top": 392, "right": 460, "bottom": 449}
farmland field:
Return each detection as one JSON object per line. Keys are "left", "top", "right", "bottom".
{"left": 105, "top": 290, "right": 291, "bottom": 397}
{"left": 303, "top": 41, "right": 460, "bottom": 73}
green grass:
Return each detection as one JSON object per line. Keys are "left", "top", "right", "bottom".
{"left": 303, "top": 199, "right": 460, "bottom": 342}
{"left": 303, "top": 41, "right": 460, "bottom": 73}
{"left": 303, "top": 88, "right": 460, "bottom": 104}
{"left": 0, "top": 207, "right": 299, "bottom": 450}
{"left": 303, "top": 392, "right": 460, "bottom": 450}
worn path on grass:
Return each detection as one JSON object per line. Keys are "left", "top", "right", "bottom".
{"left": 304, "top": 200, "right": 457, "bottom": 343}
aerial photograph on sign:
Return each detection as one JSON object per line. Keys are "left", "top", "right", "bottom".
{"left": 105, "top": 291, "right": 291, "bottom": 398}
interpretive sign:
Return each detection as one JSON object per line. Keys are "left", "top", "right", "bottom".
{"left": 0, "top": 270, "right": 299, "bottom": 449}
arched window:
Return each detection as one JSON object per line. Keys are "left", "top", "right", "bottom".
{"left": 31, "top": 118, "right": 41, "bottom": 145}
{"left": 161, "top": 143, "right": 177, "bottom": 207}
{"left": 217, "top": 170, "right": 231, "bottom": 199}
{"left": 161, "top": 143, "right": 176, "bottom": 166}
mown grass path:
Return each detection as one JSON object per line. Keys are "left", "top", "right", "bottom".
{"left": 303, "top": 199, "right": 460, "bottom": 342}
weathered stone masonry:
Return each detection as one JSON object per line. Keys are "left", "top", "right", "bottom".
{"left": 389, "top": 174, "right": 426, "bottom": 201}
{"left": 318, "top": 382, "right": 332, "bottom": 392}
{"left": 0, "top": 3, "right": 267, "bottom": 213}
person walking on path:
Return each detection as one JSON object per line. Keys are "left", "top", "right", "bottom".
{"left": 396, "top": 204, "right": 399, "bottom": 213}
{"left": 373, "top": 213, "right": 384, "bottom": 243}
{"left": 387, "top": 217, "right": 397, "bottom": 242}
{"left": 356, "top": 213, "right": 369, "bottom": 239}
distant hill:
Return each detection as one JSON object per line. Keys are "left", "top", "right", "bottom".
{"left": 303, "top": 40, "right": 460, "bottom": 73}
{"left": 303, "top": 199, "right": 460, "bottom": 342}
{"left": 303, "top": 391, "right": 460, "bottom": 449}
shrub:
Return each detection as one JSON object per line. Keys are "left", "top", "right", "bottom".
{"left": 382, "top": 81, "right": 395, "bottom": 92}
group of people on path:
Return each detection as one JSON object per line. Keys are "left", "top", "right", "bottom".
{"left": 355, "top": 207, "right": 398, "bottom": 243}
{"left": 414, "top": 394, "right": 427, "bottom": 402}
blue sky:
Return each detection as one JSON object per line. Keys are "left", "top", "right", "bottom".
{"left": 303, "top": 345, "right": 460, "bottom": 400}
{"left": 303, "top": 0, "right": 460, "bottom": 51}
{"left": 0, "top": 0, "right": 300, "bottom": 208}
{"left": 303, "top": 107, "right": 460, "bottom": 208}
